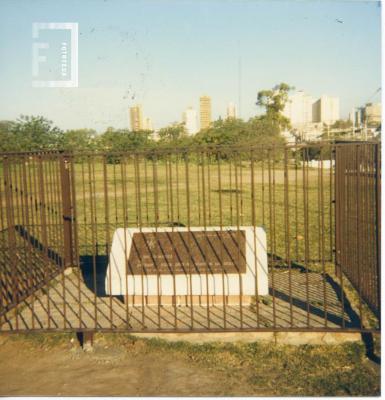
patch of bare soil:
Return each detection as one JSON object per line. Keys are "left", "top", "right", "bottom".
{"left": 0, "top": 336, "right": 259, "bottom": 396}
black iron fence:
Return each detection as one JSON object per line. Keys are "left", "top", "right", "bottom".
{"left": 0, "top": 142, "right": 380, "bottom": 333}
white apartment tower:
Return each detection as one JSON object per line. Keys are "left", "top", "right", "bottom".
{"left": 283, "top": 91, "right": 314, "bottom": 127}
{"left": 312, "top": 95, "right": 340, "bottom": 125}
{"left": 227, "top": 102, "right": 237, "bottom": 119}
{"left": 182, "top": 107, "right": 198, "bottom": 135}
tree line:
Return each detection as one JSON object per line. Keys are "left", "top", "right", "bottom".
{"left": 0, "top": 83, "right": 357, "bottom": 154}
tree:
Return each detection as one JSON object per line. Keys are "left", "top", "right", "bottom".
{"left": 319, "top": 119, "right": 353, "bottom": 141}
{"left": 256, "top": 83, "right": 293, "bottom": 131}
{"left": 60, "top": 129, "right": 97, "bottom": 152}
{"left": 157, "top": 123, "right": 187, "bottom": 144}
{"left": 331, "top": 119, "right": 353, "bottom": 130}
{"left": 97, "top": 128, "right": 154, "bottom": 152}
{"left": 0, "top": 121, "right": 14, "bottom": 152}
{"left": 194, "top": 118, "right": 248, "bottom": 146}
{"left": 9, "top": 115, "right": 63, "bottom": 151}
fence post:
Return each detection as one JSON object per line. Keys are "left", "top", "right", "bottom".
{"left": 60, "top": 154, "right": 74, "bottom": 267}
{"left": 334, "top": 146, "right": 341, "bottom": 277}
{"left": 3, "top": 157, "right": 18, "bottom": 308}
{"left": 375, "top": 143, "right": 381, "bottom": 324}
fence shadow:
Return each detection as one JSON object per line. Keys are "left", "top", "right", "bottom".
{"left": 79, "top": 255, "right": 109, "bottom": 297}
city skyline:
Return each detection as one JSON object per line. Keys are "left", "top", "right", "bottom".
{"left": 0, "top": 0, "right": 381, "bottom": 132}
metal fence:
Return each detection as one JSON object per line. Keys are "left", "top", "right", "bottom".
{"left": 335, "top": 143, "right": 381, "bottom": 320}
{"left": 0, "top": 142, "right": 380, "bottom": 333}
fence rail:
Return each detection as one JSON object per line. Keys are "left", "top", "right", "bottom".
{"left": 0, "top": 142, "right": 380, "bottom": 333}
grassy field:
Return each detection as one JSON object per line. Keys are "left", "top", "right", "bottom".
{"left": 72, "top": 156, "right": 334, "bottom": 265}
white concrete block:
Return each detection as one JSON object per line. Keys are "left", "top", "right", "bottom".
{"left": 105, "top": 226, "right": 268, "bottom": 298}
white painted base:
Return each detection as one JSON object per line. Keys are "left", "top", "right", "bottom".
{"left": 105, "top": 226, "right": 269, "bottom": 298}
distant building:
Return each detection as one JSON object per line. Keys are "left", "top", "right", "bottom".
{"left": 312, "top": 95, "right": 340, "bottom": 125}
{"left": 130, "top": 105, "right": 143, "bottom": 131}
{"left": 182, "top": 107, "right": 198, "bottom": 135}
{"left": 283, "top": 91, "right": 314, "bottom": 127}
{"left": 200, "top": 95, "right": 211, "bottom": 130}
{"left": 364, "top": 103, "right": 381, "bottom": 126}
{"left": 283, "top": 91, "right": 340, "bottom": 143}
{"left": 349, "top": 107, "right": 364, "bottom": 127}
{"left": 143, "top": 117, "right": 153, "bottom": 131}
{"left": 355, "top": 108, "right": 364, "bottom": 126}
{"left": 226, "top": 102, "right": 237, "bottom": 119}
{"left": 349, "top": 108, "right": 355, "bottom": 124}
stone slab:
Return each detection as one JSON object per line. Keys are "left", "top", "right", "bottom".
{"left": 105, "top": 226, "right": 269, "bottom": 299}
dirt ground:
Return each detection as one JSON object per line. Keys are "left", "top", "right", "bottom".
{"left": 0, "top": 335, "right": 262, "bottom": 396}
{"left": 0, "top": 333, "right": 380, "bottom": 396}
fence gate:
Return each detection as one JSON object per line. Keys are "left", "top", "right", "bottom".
{"left": 0, "top": 152, "right": 75, "bottom": 323}
{"left": 335, "top": 142, "right": 381, "bottom": 320}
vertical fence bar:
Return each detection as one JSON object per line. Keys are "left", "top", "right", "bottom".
{"left": 152, "top": 154, "right": 161, "bottom": 329}
{"left": 267, "top": 148, "right": 276, "bottom": 328}
{"left": 184, "top": 151, "right": 194, "bottom": 329}
{"left": 234, "top": 151, "right": 243, "bottom": 328}
{"left": 38, "top": 155, "right": 52, "bottom": 328}
{"left": 302, "top": 147, "right": 310, "bottom": 327}
{"left": 200, "top": 151, "right": 210, "bottom": 329}
{"left": 375, "top": 143, "right": 381, "bottom": 324}
{"left": 284, "top": 147, "right": 293, "bottom": 327}
{"left": 60, "top": 155, "right": 74, "bottom": 268}
{"left": 320, "top": 150, "right": 327, "bottom": 327}
{"left": 217, "top": 149, "right": 227, "bottom": 328}
{"left": 69, "top": 155, "right": 82, "bottom": 330}
{"left": 250, "top": 149, "right": 260, "bottom": 328}
{"left": 3, "top": 157, "right": 19, "bottom": 329}
{"left": 103, "top": 156, "right": 113, "bottom": 329}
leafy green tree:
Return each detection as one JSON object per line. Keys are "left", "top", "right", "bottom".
{"left": 0, "top": 121, "right": 14, "bottom": 152}
{"left": 158, "top": 123, "right": 187, "bottom": 143}
{"left": 60, "top": 129, "right": 97, "bottom": 152}
{"left": 97, "top": 128, "right": 154, "bottom": 152}
{"left": 9, "top": 115, "right": 63, "bottom": 151}
{"left": 194, "top": 118, "right": 247, "bottom": 146}
{"left": 320, "top": 119, "right": 353, "bottom": 141}
{"left": 256, "top": 83, "right": 293, "bottom": 131}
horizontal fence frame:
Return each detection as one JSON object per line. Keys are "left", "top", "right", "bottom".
{"left": 0, "top": 142, "right": 381, "bottom": 334}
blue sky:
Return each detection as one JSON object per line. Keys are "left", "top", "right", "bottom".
{"left": 0, "top": 0, "right": 381, "bottom": 132}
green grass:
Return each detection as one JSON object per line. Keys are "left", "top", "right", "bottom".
{"left": 71, "top": 158, "right": 334, "bottom": 264}
{"left": 115, "top": 334, "right": 380, "bottom": 396}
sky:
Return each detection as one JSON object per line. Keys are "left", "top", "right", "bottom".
{"left": 0, "top": 0, "right": 382, "bottom": 132}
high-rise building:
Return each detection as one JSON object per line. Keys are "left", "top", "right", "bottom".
{"left": 130, "top": 105, "right": 143, "bottom": 131}
{"left": 364, "top": 103, "right": 381, "bottom": 126}
{"left": 143, "top": 117, "right": 153, "bottom": 131}
{"left": 283, "top": 91, "right": 314, "bottom": 127}
{"left": 200, "top": 95, "right": 211, "bottom": 130}
{"left": 312, "top": 95, "right": 340, "bottom": 125}
{"left": 227, "top": 102, "right": 237, "bottom": 119}
{"left": 182, "top": 107, "right": 198, "bottom": 135}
